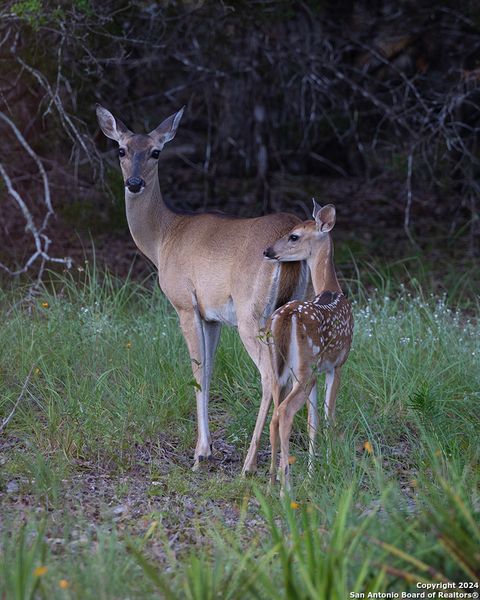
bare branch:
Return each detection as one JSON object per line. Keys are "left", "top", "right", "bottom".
{"left": 404, "top": 150, "right": 419, "bottom": 249}
{"left": 17, "top": 57, "right": 92, "bottom": 160}
{"left": 0, "top": 111, "right": 72, "bottom": 279}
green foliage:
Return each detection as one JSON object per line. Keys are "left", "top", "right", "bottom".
{"left": 15, "top": 451, "right": 67, "bottom": 509}
{"left": 255, "top": 489, "right": 387, "bottom": 599}
{"left": 9, "top": 0, "right": 90, "bottom": 29}
{"left": 375, "top": 468, "right": 480, "bottom": 584}
{"left": 10, "top": 0, "right": 43, "bottom": 27}
{"left": 74, "top": 0, "right": 92, "bottom": 15}
{"left": 1, "top": 525, "right": 147, "bottom": 600}
{"left": 422, "top": 471, "right": 480, "bottom": 581}
{"left": 407, "top": 381, "right": 436, "bottom": 420}
{"left": 0, "top": 265, "right": 193, "bottom": 464}
{"left": 1, "top": 524, "right": 48, "bottom": 600}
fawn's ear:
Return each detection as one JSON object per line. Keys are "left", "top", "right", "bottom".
{"left": 149, "top": 107, "right": 184, "bottom": 148}
{"left": 313, "top": 200, "right": 336, "bottom": 232}
{"left": 96, "top": 105, "right": 131, "bottom": 142}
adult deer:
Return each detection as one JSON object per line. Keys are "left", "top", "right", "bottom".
{"left": 95, "top": 105, "right": 308, "bottom": 472}
{"left": 263, "top": 202, "right": 353, "bottom": 493}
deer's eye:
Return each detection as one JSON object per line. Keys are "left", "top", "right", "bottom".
{"left": 289, "top": 234, "right": 299, "bottom": 242}
{"left": 118, "top": 148, "right": 126, "bottom": 157}
{"left": 151, "top": 149, "right": 160, "bottom": 159}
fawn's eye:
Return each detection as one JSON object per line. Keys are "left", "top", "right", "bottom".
{"left": 118, "top": 148, "right": 126, "bottom": 157}
{"left": 289, "top": 234, "right": 299, "bottom": 242}
{"left": 151, "top": 149, "right": 160, "bottom": 159}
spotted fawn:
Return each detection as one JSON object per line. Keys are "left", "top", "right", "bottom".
{"left": 263, "top": 201, "right": 353, "bottom": 492}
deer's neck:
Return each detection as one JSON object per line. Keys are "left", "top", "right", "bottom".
{"left": 308, "top": 235, "right": 342, "bottom": 294}
{"left": 124, "top": 175, "right": 176, "bottom": 266}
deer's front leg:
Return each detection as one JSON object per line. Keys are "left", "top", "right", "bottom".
{"left": 178, "top": 309, "right": 221, "bottom": 470}
{"left": 241, "top": 358, "right": 273, "bottom": 474}
{"left": 234, "top": 318, "right": 273, "bottom": 475}
{"left": 269, "top": 380, "right": 282, "bottom": 485}
{"left": 242, "top": 370, "right": 272, "bottom": 474}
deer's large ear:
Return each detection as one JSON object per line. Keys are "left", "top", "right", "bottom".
{"left": 314, "top": 202, "right": 336, "bottom": 233}
{"left": 150, "top": 107, "right": 184, "bottom": 147}
{"left": 96, "top": 105, "right": 131, "bottom": 142}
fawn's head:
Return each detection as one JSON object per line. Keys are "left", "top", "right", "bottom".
{"left": 96, "top": 105, "right": 184, "bottom": 195}
{"left": 264, "top": 201, "right": 336, "bottom": 261}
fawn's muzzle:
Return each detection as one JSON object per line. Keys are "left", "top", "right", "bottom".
{"left": 263, "top": 247, "right": 277, "bottom": 259}
{"left": 125, "top": 177, "right": 145, "bottom": 194}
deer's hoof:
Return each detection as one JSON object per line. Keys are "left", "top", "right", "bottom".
{"left": 192, "top": 454, "right": 213, "bottom": 471}
{"left": 241, "top": 465, "right": 258, "bottom": 478}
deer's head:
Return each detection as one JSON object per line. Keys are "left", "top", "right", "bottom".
{"left": 96, "top": 105, "right": 184, "bottom": 196}
{"left": 264, "top": 201, "right": 336, "bottom": 261}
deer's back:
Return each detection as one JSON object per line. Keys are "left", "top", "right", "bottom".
{"left": 158, "top": 211, "right": 307, "bottom": 320}
{"left": 267, "top": 292, "right": 353, "bottom": 383}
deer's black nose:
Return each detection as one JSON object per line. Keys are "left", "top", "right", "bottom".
{"left": 125, "top": 177, "right": 145, "bottom": 193}
{"left": 264, "top": 247, "right": 276, "bottom": 259}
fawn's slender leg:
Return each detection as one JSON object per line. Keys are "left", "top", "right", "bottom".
{"left": 278, "top": 379, "right": 315, "bottom": 494}
{"left": 306, "top": 382, "right": 318, "bottom": 477}
{"left": 324, "top": 367, "right": 341, "bottom": 424}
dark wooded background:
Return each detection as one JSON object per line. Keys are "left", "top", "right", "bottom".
{"left": 1, "top": 0, "right": 480, "bottom": 279}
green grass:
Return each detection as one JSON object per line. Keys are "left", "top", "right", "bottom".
{"left": 0, "top": 266, "right": 479, "bottom": 598}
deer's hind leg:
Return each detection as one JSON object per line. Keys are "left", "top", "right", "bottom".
{"left": 278, "top": 378, "right": 315, "bottom": 494}
{"left": 324, "top": 367, "right": 341, "bottom": 424}
{"left": 269, "top": 379, "right": 292, "bottom": 485}
{"left": 307, "top": 383, "right": 318, "bottom": 477}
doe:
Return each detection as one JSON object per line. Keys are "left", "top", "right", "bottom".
{"left": 263, "top": 201, "right": 353, "bottom": 493}
{"left": 95, "top": 104, "right": 308, "bottom": 472}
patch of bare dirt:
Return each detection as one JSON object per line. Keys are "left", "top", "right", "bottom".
{"left": 0, "top": 432, "right": 267, "bottom": 562}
